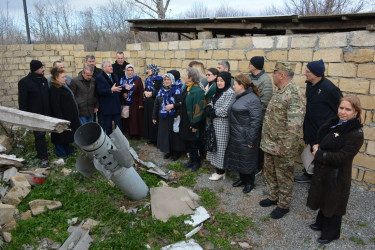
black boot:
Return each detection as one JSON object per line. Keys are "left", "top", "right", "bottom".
{"left": 183, "top": 160, "right": 194, "bottom": 169}
{"left": 232, "top": 174, "right": 244, "bottom": 187}
{"left": 172, "top": 151, "right": 181, "bottom": 161}
{"left": 191, "top": 161, "right": 201, "bottom": 172}
{"left": 243, "top": 172, "right": 255, "bottom": 194}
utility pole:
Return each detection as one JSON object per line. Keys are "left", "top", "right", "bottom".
{"left": 23, "top": 0, "right": 32, "bottom": 44}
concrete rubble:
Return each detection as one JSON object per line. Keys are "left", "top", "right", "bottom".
{"left": 2, "top": 232, "right": 11, "bottom": 243}
{"left": 2, "top": 167, "right": 18, "bottom": 182}
{"left": 0, "top": 204, "right": 18, "bottom": 232}
{"left": 0, "top": 154, "right": 24, "bottom": 168}
{"left": 161, "top": 239, "right": 203, "bottom": 250}
{"left": 10, "top": 175, "right": 31, "bottom": 189}
{"left": 29, "top": 200, "right": 62, "bottom": 216}
{"left": 59, "top": 221, "right": 93, "bottom": 250}
{"left": 2, "top": 185, "right": 30, "bottom": 205}
{"left": 81, "top": 219, "right": 100, "bottom": 231}
{"left": 0, "top": 135, "right": 12, "bottom": 154}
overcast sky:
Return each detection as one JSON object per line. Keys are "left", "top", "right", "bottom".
{"left": 1, "top": 0, "right": 282, "bottom": 20}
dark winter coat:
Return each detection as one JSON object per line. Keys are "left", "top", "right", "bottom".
{"left": 18, "top": 73, "right": 50, "bottom": 116}
{"left": 307, "top": 117, "right": 364, "bottom": 217}
{"left": 95, "top": 72, "right": 122, "bottom": 116}
{"left": 225, "top": 88, "right": 262, "bottom": 174}
{"left": 69, "top": 73, "right": 99, "bottom": 117}
{"left": 112, "top": 61, "right": 129, "bottom": 80}
{"left": 303, "top": 77, "right": 342, "bottom": 145}
{"left": 49, "top": 79, "right": 81, "bottom": 144}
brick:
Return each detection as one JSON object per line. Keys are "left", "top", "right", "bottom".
{"left": 327, "top": 63, "right": 357, "bottom": 77}
{"left": 126, "top": 44, "right": 134, "bottom": 50}
{"left": 357, "top": 169, "right": 365, "bottom": 181}
{"left": 235, "top": 37, "right": 252, "bottom": 49}
{"left": 363, "top": 126, "right": 375, "bottom": 140}
{"left": 58, "top": 50, "right": 70, "bottom": 56}
{"left": 228, "top": 60, "right": 238, "bottom": 71}
{"left": 174, "top": 50, "right": 186, "bottom": 59}
{"left": 74, "top": 44, "right": 84, "bottom": 51}
{"left": 186, "top": 50, "right": 198, "bottom": 59}
{"left": 357, "top": 64, "right": 375, "bottom": 78}
{"left": 206, "top": 60, "right": 218, "bottom": 68}
{"left": 344, "top": 49, "right": 374, "bottom": 63}
{"left": 63, "top": 56, "right": 74, "bottom": 62}
{"left": 203, "top": 39, "right": 217, "bottom": 50}
{"left": 326, "top": 77, "right": 339, "bottom": 87}
{"left": 170, "top": 59, "right": 182, "bottom": 68}
{"left": 159, "top": 42, "right": 168, "bottom": 50}
{"left": 198, "top": 31, "right": 213, "bottom": 40}
{"left": 245, "top": 50, "right": 265, "bottom": 60}
{"left": 359, "top": 143, "right": 366, "bottom": 153}
{"left": 339, "top": 78, "right": 369, "bottom": 94}
{"left": 168, "top": 41, "right": 179, "bottom": 50}
{"left": 154, "top": 51, "right": 164, "bottom": 58}
{"left": 149, "top": 42, "right": 159, "bottom": 50}
{"left": 199, "top": 50, "right": 213, "bottom": 59}
{"left": 165, "top": 51, "right": 174, "bottom": 59}
{"left": 130, "top": 51, "right": 138, "bottom": 58}
{"left": 264, "top": 62, "right": 276, "bottom": 73}
{"left": 367, "top": 141, "right": 375, "bottom": 156}
{"left": 313, "top": 49, "right": 343, "bottom": 62}
{"left": 291, "top": 36, "right": 317, "bottom": 48}
{"left": 266, "top": 50, "right": 288, "bottom": 61}
{"left": 159, "top": 59, "right": 171, "bottom": 68}
{"left": 294, "top": 62, "right": 303, "bottom": 74}
{"left": 133, "top": 44, "right": 141, "bottom": 51}
{"left": 13, "top": 51, "right": 27, "bottom": 57}
{"left": 190, "top": 40, "right": 202, "bottom": 49}
{"left": 275, "top": 36, "right": 289, "bottom": 49}
{"left": 228, "top": 50, "right": 245, "bottom": 60}
{"left": 288, "top": 49, "right": 313, "bottom": 62}
{"left": 3, "top": 186, "right": 30, "bottom": 206}
{"left": 213, "top": 50, "right": 228, "bottom": 60}
{"left": 33, "top": 44, "right": 46, "bottom": 51}
{"left": 42, "top": 50, "right": 55, "bottom": 56}
{"left": 146, "top": 51, "right": 155, "bottom": 58}
{"left": 351, "top": 167, "right": 358, "bottom": 179}
{"left": 238, "top": 61, "right": 250, "bottom": 72}
{"left": 218, "top": 38, "right": 233, "bottom": 49}
{"left": 293, "top": 75, "right": 306, "bottom": 88}
{"left": 140, "top": 43, "right": 150, "bottom": 50}
{"left": 370, "top": 80, "right": 375, "bottom": 95}
{"left": 7, "top": 45, "right": 20, "bottom": 51}
{"left": 252, "top": 37, "right": 274, "bottom": 49}
{"left": 364, "top": 171, "right": 375, "bottom": 185}
{"left": 319, "top": 33, "right": 347, "bottom": 48}
{"left": 179, "top": 41, "right": 190, "bottom": 50}
{"left": 350, "top": 31, "right": 375, "bottom": 47}
{"left": 137, "top": 51, "right": 146, "bottom": 58}
{"left": 365, "top": 111, "right": 373, "bottom": 125}
{"left": 353, "top": 153, "right": 375, "bottom": 171}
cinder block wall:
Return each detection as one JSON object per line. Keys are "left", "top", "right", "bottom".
{"left": 0, "top": 30, "right": 374, "bottom": 189}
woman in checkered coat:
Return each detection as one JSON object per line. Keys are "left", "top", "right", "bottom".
{"left": 205, "top": 72, "right": 234, "bottom": 181}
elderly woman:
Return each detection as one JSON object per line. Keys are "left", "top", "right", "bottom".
{"left": 120, "top": 64, "right": 144, "bottom": 138}
{"left": 205, "top": 72, "right": 234, "bottom": 180}
{"left": 226, "top": 73, "right": 262, "bottom": 193}
{"left": 204, "top": 68, "right": 219, "bottom": 104}
{"left": 179, "top": 67, "right": 206, "bottom": 172}
{"left": 49, "top": 67, "right": 80, "bottom": 158}
{"left": 152, "top": 73, "right": 185, "bottom": 160}
{"left": 307, "top": 95, "right": 364, "bottom": 244}
{"left": 143, "top": 64, "right": 163, "bottom": 145}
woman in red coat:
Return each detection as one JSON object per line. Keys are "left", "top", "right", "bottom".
{"left": 120, "top": 65, "right": 144, "bottom": 138}
{"left": 307, "top": 95, "right": 364, "bottom": 244}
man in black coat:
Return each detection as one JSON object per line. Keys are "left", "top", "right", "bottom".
{"left": 78, "top": 54, "right": 103, "bottom": 79}
{"left": 95, "top": 61, "right": 123, "bottom": 135}
{"left": 295, "top": 59, "right": 343, "bottom": 183}
{"left": 18, "top": 60, "right": 50, "bottom": 167}
{"left": 112, "top": 51, "right": 129, "bottom": 80}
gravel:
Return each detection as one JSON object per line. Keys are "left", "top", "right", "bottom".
{"left": 136, "top": 141, "right": 375, "bottom": 249}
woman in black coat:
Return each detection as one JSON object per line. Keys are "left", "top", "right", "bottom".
{"left": 49, "top": 67, "right": 80, "bottom": 158}
{"left": 226, "top": 73, "right": 262, "bottom": 193}
{"left": 307, "top": 95, "right": 364, "bottom": 244}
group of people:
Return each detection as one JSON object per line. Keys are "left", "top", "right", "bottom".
{"left": 18, "top": 52, "right": 364, "bottom": 244}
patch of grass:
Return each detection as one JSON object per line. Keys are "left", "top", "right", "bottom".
{"left": 197, "top": 188, "right": 219, "bottom": 210}
{"left": 169, "top": 162, "right": 184, "bottom": 171}
{"left": 357, "top": 221, "right": 366, "bottom": 227}
{"left": 261, "top": 216, "right": 270, "bottom": 222}
{"left": 371, "top": 238, "right": 375, "bottom": 243}
{"left": 349, "top": 236, "right": 364, "bottom": 245}
{"left": 218, "top": 187, "right": 225, "bottom": 193}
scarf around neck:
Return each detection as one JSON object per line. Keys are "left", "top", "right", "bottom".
{"left": 120, "top": 74, "right": 139, "bottom": 104}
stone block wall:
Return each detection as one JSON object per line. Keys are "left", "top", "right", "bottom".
{"left": 0, "top": 30, "right": 374, "bottom": 189}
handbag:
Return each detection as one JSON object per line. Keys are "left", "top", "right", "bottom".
{"left": 204, "top": 119, "right": 217, "bottom": 152}
{"left": 121, "top": 105, "right": 130, "bottom": 118}
{"left": 173, "top": 117, "right": 180, "bottom": 133}
{"left": 301, "top": 144, "right": 314, "bottom": 174}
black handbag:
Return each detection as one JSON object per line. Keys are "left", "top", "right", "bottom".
{"left": 204, "top": 118, "right": 217, "bottom": 152}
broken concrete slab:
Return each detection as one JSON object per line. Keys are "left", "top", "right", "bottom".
{"left": 2, "top": 185, "right": 30, "bottom": 205}
{"left": 2, "top": 232, "right": 11, "bottom": 243}
{"left": 81, "top": 219, "right": 99, "bottom": 231}
{"left": 53, "top": 158, "right": 65, "bottom": 167}
{"left": 0, "top": 135, "right": 12, "bottom": 154}
{"left": 29, "top": 200, "right": 62, "bottom": 216}
{"left": 20, "top": 210, "right": 32, "bottom": 220}
{"left": 2, "top": 167, "right": 17, "bottom": 182}
{"left": 185, "top": 224, "right": 203, "bottom": 239}
{"left": 39, "top": 238, "right": 61, "bottom": 249}
{"left": 10, "top": 175, "right": 31, "bottom": 189}
{"left": 60, "top": 168, "right": 72, "bottom": 177}
{"left": 0, "top": 154, "right": 24, "bottom": 167}
{"left": 0, "top": 204, "right": 19, "bottom": 225}
{"left": 150, "top": 187, "right": 200, "bottom": 222}
{"left": 184, "top": 206, "right": 210, "bottom": 227}
{"left": 0, "top": 185, "right": 8, "bottom": 198}
{"left": 161, "top": 239, "right": 203, "bottom": 250}
{"left": 60, "top": 221, "right": 93, "bottom": 250}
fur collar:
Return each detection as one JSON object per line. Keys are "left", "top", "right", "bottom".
{"left": 50, "top": 78, "right": 63, "bottom": 88}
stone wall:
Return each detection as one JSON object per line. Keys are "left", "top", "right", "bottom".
{"left": 0, "top": 30, "right": 374, "bottom": 189}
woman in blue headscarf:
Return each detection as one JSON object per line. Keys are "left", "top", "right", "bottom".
{"left": 143, "top": 64, "right": 163, "bottom": 144}
{"left": 120, "top": 64, "right": 144, "bottom": 138}
{"left": 152, "top": 73, "right": 185, "bottom": 161}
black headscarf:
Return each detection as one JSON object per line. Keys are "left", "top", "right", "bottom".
{"left": 212, "top": 71, "right": 231, "bottom": 104}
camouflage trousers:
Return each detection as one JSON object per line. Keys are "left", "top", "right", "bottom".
{"left": 263, "top": 152, "right": 295, "bottom": 209}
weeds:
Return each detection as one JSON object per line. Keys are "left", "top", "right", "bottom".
{"left": 357, "top": 221, "right": 366, "bottom": 227}
{"left": 197, "top": 188, "right": 219, "bottom": 210}
{"left": 349, "top": 236, "right": 364, "bottom": 245}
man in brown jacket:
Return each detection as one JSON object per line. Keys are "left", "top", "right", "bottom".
{"left": 69, "top": 66, "right": 99, "bottom": 124}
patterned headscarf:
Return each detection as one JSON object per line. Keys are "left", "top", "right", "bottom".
{"left": 120, "top": 64, "right": 139, "bottom": 104}
{"left": 162, "top": 73, "right": 175, "bottom": 90}
{"left": 146, "top": 64, "right": 160, "bottom": 76}
{"left": 157, "top": 73, "right": 182, "bottom": 118}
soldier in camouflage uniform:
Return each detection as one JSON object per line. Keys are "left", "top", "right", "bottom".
{"left": 259, "top": 62, "right": 306, "bottom": 219}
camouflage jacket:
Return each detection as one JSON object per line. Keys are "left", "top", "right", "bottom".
{"left": 260, "top": 80, "right": 306, "bottom": 157}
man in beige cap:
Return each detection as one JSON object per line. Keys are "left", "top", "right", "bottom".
{"left": 259, "top": 62, "right": 306, "bottom": 219}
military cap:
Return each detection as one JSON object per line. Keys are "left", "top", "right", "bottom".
{"left": 273, "top": 62, "right": 296, "bottom": 73}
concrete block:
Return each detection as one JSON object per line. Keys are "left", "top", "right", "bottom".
{"left": 10, "top": 175, "right": 31, "bottom": 189}
{"left": 326, "top": 77, "right": 339, "bottom": 87}
{"left": 339, "top": 78, "right": 369, "bottom": 94}
{"left": 29, "top": 199, "right": 63, "bottom": 216}
{"left": 174, "top": 50, "right": 186, "bottom": 59}
{"left": 319, "top": 33, "right": 347, "bottom": 48}
{"left": 350, "top": 31, "right": 375, "bottom": 47}
{"left": 363, "top": 126, "right": 375, "bottom": 140}
{"left": 294, "top": 62, "right": 303, "bottom": 74}
{"left": 344, "top": 49, "right": 375, "bottom": 63}
{"left": 81, "top": 219, "right": 100, "bottom": 231}
{"left": 228, "top": 60, "right": 239, "bottom": 71}
{"left": 351, "top": 167, "right": 358, "bottom": 180}
{"left": 358, "top": 95, "right": 375, "bottom": 109}
{"left": 140, "top": 43, "right": 150, "bottom": 50}
{"left": 159, "top": 42, "right": 168, "bottom": 50}
{"left": 238, "top": 61, "right": 250, "bottom": 72}
{"left": 190, "top": 40, "right": 202, "bottom": 49}
{"left": 245, "top": 50, "right": 265, "bottom": 60}
{"left": 186, "top": 50, "right": 198, "bottom": 59}
{"left": 218, "top": 38, "right": 233, "bottom": 49}
{"left": 130, "top": 51, "right": 138, "bottom": 58}
{"left": 367, "top": 141, "right": 375, "bottom": 156}
{"left": 0, "top": 204, "right": 18, "bottom": 225}
{"left": 168, "top": 41, "right": 179, "bottom": 50}
{"left": 199, "top": 50, "right": 213, "bottom": 59}
{"left": 74, "top": 44, "right": 84, "bottom": 51}
{"left": 359, "top": 142, "right": 366, "bottom": 153}
{"left": 252, "top": 37, "right": 274, "bottom": 49}
{"left": 146, "top": 51, "right": 155, "bottom": 58}
{"left": 357, "top": 64, "right": 375, "bottom": 78}
{"left": 159, "top": 59, "right": 171, "bottom": 68}
{"left": 137, "top": 50, "right": 146, "bottom": 58}
{"left": 203, "top": 39, "right": 217, "bottom": 50}
{"left": 328, "top": 63, "right": 357, "bottom": 77}
{"left": 155, "top": 51, "right": 164, "bottom": 58}
{"left": 2, "top": 186, "right": 30, "bottom": 205}
{"left": 313, "top": 49, "right": 343, "bottom": 62}
{"left": 264, "top": 61, "right": 276, "bottom": 73}
{"left": 179, "top": 41, "right": 190, "bottom": 50}
{"left": 288, "top": 49, "right": 313, "bottom": 62}
{"left": 126, "top": 44, "right": 134, "bottom": 51}
{"left": 33, "top": 44, "right": 46, "bottom": 51}
{"left": 170, "top": 59, "right": 182, "bottom": 68}
{"left": 62, "top": 44, "right": 74, "bottom": 50}
{"left": 266, "top": 50, "right": 288, "bottom": 61}
{"left": 164, "top": 51, "right": 173, "bottom": 59}
{"left": 357, "top": 169, "right": 364, "bottom": 181}
{"left": 133, "top": 43, "right": 141, "bottom": 51}
{"left": 274, "top": 36, "right": 289, "bottom": 49}
{"left": 228, "top": 50, "right": 245, "bottom": 60}
{"left": 291, "top": 36, "right": 317, "bottom": 48}
{"left": 213, "top": 50, "right": 228, "bottom": 60}
{"left": 353, "top": 153, "right": 375, "bottom": 171}
{"left": 3, "top": 232, "right": 11, "bottom": 243}
{"left": 293, "top": 75, "right": 306, "bottom": 88}
{"left": 370, "top": 80, "right": 375, "bottom": 95}
{"left": 364, "top": 171, "right": 375, "bottom": 185}
{"left": 0, "top": 135, "right": 12, "bottom": 154}
{"left": 149, "top": 42, "right": 159, "bottom": 50}
{"left": 206, "top": 60, "right": 219, "bottom": 68}
{"left": 7, "top": 45, "right": 20, "bottom": 51}
{"left": 235, "top": 37, "right": 252, "bottom": 49}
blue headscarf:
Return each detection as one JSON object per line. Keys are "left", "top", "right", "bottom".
{"left": 120, "top": 64, "right": 139, "bottom": 104}
{"left": 144, "top": 64, "right": 162, "bottom": 92}
{"left": 157, "top": 73, "right": 182, "bottom": 118}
